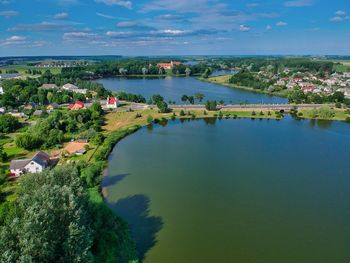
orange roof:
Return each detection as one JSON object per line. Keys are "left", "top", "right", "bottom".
{"left": 64, "top": 141, "right": 88, "bottom": 155}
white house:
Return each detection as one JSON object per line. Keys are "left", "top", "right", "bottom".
{"left": 106, "top": 96, "right": 118, "bottom": 109}
{"left": 10, "top": 151, "right": 53, "bottom": 177}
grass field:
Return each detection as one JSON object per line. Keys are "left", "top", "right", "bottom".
{"left": 0, "top": 64, "right": 62, "bottom": 78}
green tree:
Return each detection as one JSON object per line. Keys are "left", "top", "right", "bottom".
{"left": 195, "top": 93, "right": 205, "bottom": 103}
{"left": 205, "top": 100, "right": 217, "bottom": 111}
{"left": 0, "top": 166, "right": 93, "bottom": 263}
{"left": 0, "top": 115, "right": 21, "bottom": 133}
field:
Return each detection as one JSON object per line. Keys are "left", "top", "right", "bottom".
{"left": 0, "top": 64, "right": 62, "bottom": 78}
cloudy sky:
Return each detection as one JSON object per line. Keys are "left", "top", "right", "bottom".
{"left": 0, "top": 0, "right": 349, "bottom": 56}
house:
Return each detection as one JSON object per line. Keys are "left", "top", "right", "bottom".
{"left": 0, "top": 74, "right": 21, "bottom": 80}
{"left": 0, "top": 82, "right": 3, "bottom": 95}
{"left": 47, "top": 103, "right": 59, "bottom": 111}
{"left": 157, "top": 61, "right": 181, "bottom": 70}
{"left": 106, "top": 96, "right": 118, "bottom": 109}
{"left": 10, "top": 151, "right": 53, "bottom": 177}
{"left": 23, "top": 103, "right": 36, "bottom": 110}
{"left": 63, "top": 83, "right": 79, "bottom": 90}
{"left": 0, "top": 107, "right": 5, "bottom": 114}
{"left": 64, "top": 141, "right": 88, "bottom": 156}
{"left": 69, "top": 101, "right": 85, "bottom": 110}
{"left": 73, "top": 88, "right": 88, "bottom": 94}
{"left": 9, "top": 112, "right": 25, "bottom": 118}
{"left": 41, "top": 84, "right": 58, "bottom": 90}
{"left": 33, "top": 110, "right": 43, "bottom": 116}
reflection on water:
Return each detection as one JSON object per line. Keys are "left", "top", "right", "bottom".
{"left": 105, "top": 118, "right": 350, "bottom": 263}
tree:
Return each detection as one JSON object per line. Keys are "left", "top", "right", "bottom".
{"left": 287, "top": 88, "right": 307, "bottom": 104}
{"left": 187, "top": 96, "right": 195, "bottom": 104}
{"left": 152, "top": 94, "right": 164, "bottom": 104}
{"left": 157, "top": 101, "right": 169, "bottom": 113}
{"left": 185, "top": 67, "right": 191, "bottom": 76}
{"left": 0, "top": 114, "right": 21, "bottom": 133}
{"left": 318, "top": 105, "right": 335, "bottom": 119}
{"left": 0, "top": 166, "right": 93, "bottom": 263}
{"left": 181, "top": 95, "right": 188, "bottom": 103}
{"left": 195, "top": 93, "right": 205, "bottom": 103}
{"left": 205, "top": 100, "right": 217, "bottom": 111}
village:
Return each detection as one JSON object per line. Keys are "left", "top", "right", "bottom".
{"left": 268, "top": 69, "right": 350, "bottom": 98}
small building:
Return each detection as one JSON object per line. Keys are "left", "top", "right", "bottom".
{"left": 47, "top": 103, "right": 59, "bottom": 111}
{"left": 33, "top": 110, "right": 43, "bottom": 116}
{"left": 69, "top": 101, "right": 85, "bottom": 111}
{"left": 62, "top": 83, "right": 79, "bottom": 90}
{"left": 106, "top": 96, "right": 118, "bottom": 109}
{"left": 41, "top": 84, "right": 58, "bottom": 90}
{"left": 0, "top": 107, "right": 5, "bottom": 114}
{"left": 157, "top": 61, "right": 181, "bottom": 70}
{"left": 10, "top": 151, "right": 53, "bottom": 177}
{"left": 64, "top": 141, "right": 88, "bottom": 156}
{"left": 0, "top": 84, "right": 3, "bottom": 95}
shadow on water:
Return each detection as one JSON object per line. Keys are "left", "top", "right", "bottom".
{"left": 101, "top": 173, "right": 129, "bottom": 188}
{"left": 107, "top": 195, "right": 164, "bottom": 262}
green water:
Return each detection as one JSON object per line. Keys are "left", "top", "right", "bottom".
{"left": 105, "top": 118, "right": 350, "bottom": 263}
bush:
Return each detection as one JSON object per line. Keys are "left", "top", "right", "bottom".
{"left": 345, "top": 117, "right": 350, "bottom": 123}
{"left": 147, "top": 115, "right": 153, "bottom": 123}
{"left": 179, "top": 110, "right": 185, "bottom": 116}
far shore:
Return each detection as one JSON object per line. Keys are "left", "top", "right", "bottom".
{"left": 198, "top": 75, "right": 288, "bottom": 98}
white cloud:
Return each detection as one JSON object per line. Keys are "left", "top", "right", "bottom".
{"left": 96, "top": 12, "right": 116, "bottom": 19}
{"left": 63, "top": 32, "right": 97, "bottom": 41}
{"left": 266, "top": 25, "right": 272, "bottom": 31}
{"left": 0, "top": 35, "right": 26, "bottom": 46}
{"left": 95, "top": 0, "right": 132, "bottom": 9}
{"left": 284, "top": 0, "right": 313, "bottom": 7}
{"left": 276, "top": 21, "right": 288, "bottom": 26}
{"left": 0, "top": 10, "right": 18, "bottom": 17}
{"left": 53, "top": 12, "right": 69, "bottom": 20}
{"left": 239, "top": 24, "right": 250, "bottom": 32}
{"left": 335, "top": 10, "right": 346, "bottom": 16}
{"left": 329, "top": 16, "right": 343, "bottom": 22}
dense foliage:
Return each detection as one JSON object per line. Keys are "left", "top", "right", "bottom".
{"left": 0, "top": 114, "right": 21, "bottom": 133}
{"left": 229, "top": 70, "right": 271, "bottom": 90}
{"left": 16, "top": 103, "right": 104, "bottom": 150}
{"left": 0, "top": 165, "right": 137, "bottom": 263}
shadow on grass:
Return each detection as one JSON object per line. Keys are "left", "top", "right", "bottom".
{"left": 107, "top": 195, "right": 163, "bottom": 262}
{"left": 101, "top": 173, "right": 129, "bottom": 188}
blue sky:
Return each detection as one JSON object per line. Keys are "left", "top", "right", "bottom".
{"left": 0, "top": 0, "right": 349, "bottom": 56}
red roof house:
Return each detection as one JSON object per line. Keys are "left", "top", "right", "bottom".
{"left": 106, "top": 96, "right": 118, "bottom": 109}
{"left": 69, "top": 101, "right": 85, "bottom": 111}
{"left": 157, "top": 61, "right": 181, "bottom": 70}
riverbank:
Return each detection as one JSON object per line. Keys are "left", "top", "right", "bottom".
{"left": 199, "top": 75, "right": 288, "bottom": 98}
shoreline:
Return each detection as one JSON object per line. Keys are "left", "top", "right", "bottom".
{"left": 198, "top": 76, "right": 288, "bottom": 98}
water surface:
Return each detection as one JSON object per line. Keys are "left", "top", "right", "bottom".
{"left": 97, "top": 77, "right": 287, "bottom": 104}
{"left": 105, "top": 118, "right": 350, "bottom": 263}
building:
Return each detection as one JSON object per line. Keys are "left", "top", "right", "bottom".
{"left": 106, "top": 96, "right": 118, "bottom": 109}
{"left": 157, "top": 61, "right": 181, "bottom": 70}
{"left": 69, "top": 101, "right": 85, "bottom": 110}
{"left": 0, "top": 74, "right": 21, "bottom": 80}
{"left": 64, "top": 141, "right": 88, "bottom": 156}
{"left": 10, "top": 151, "right": 53, "bottom": 177}
{"left": 41, "top": 84, "right": 58, "bottom": 90}
{"left": 62, "top": 83, "right": 79, "bottom": 90}
{"left": 0, "top": 81, "right": 3, "bottom": 95}
{"left": 47, "top": 103, "right": 59, "bottom": 111}
{"left": 33, "top": 110, "right": 43, "bottom": 116}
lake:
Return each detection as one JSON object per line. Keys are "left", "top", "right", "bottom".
{"left": 96, "top": 77, "right": 287, "bottom": 104}
{"left": 104, "top": 118, "right": 350, "bottom": 263}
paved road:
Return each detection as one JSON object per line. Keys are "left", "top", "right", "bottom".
{"left": 169, "top": 104, "right": 334, "bottom": 110}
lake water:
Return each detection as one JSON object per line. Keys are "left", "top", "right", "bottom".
{"left": 105, "top": 118, "right": 350, "bottom": 263}
{"left": 96, "top": 77, "right": 287, "bottom": 104}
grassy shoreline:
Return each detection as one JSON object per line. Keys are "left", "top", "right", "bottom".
{"left": 198, "top": 75, "right": 288, "bottom": 98}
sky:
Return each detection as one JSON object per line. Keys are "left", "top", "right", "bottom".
{"left": 0, "top": 0, "right": 349, "bottom": 56}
